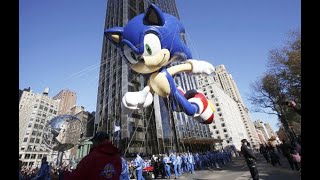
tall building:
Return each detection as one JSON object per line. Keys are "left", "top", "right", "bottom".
{"left": 53, "top": 89, "right": 77, "bottom": 115}
{"left": 264, "top": 122, "right": 275, "bottom": 138}
{"left": 254, "top": 120, "right": 270, "bottom": 141}
{"left": 256, "top": 129, "right": 266, "bottom": 144}
{"left": 213, "top": 65, "right": 260, "bottom": 148}
{"left": 95, "top": 0, "right": 211, "bottom": 154}
{"left": 19, "top": 87, "right": 31, "bottom": 102}
{"left": 196, "top": 75, "right": 248, "bottom": 150}
{"left": 19, "top": 88, "right": 60, "bottom": 167}
{"left": 68, "top": 107, "right": 95, "bottom": 165}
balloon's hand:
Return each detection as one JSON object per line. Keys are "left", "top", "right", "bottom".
{"left": 122, "top": 86, "right": 153, "bottom": 109}
{"left": 186, "top": 59, "right": 215, "bottom": 74}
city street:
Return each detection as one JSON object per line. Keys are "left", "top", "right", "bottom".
{"left": 178, "top": 153, "right": 300, "bottom": 180}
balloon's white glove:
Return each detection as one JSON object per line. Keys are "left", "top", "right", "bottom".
{"left": 186, "top": 59, "right": 215, "bottom": 74}
{"left": 122, "top": 86, "right": 153, "bottom": 110}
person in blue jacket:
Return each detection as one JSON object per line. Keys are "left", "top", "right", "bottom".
{"left": 169, "top": 151, "right": 178, "bottom": 179}
{"left": 133, "top": 154, "right": 145, "bottom": 180}
{"left": 120, "top": 155, "right": 130, "bottom": 180}
{"left": 162, "top": 153, "right": 171, "bottom": 179}
{"left": 187, "top": 152, "right": 195, "bottom": 174}
{"left": 176, "top": 153, "right": 182, "bottom": 177}
{"left": 33, "top": 156, "right": 51, "bottom": 180}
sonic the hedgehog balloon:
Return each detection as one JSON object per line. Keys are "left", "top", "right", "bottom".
{"left": 105, "top": 4, "right": 215, "bottom": 124}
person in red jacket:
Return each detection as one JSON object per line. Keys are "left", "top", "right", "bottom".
{"left": 63, "top": 132, "right": 121, "bottom": 180}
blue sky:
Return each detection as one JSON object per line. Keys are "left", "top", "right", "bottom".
{"left": 19, "top": 0, "right": 300, "bottom": 132}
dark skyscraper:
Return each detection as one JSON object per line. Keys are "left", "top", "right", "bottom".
{"left": 96, "top": 0, "right": 212, "bottom": 155}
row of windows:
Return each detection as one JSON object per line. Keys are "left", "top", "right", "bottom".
{"left": 23, "top": 137, "right": 41, "bottom": 144}
{"left": 212, "top": 123, "right": 226, "bottom": 129}
{"left": 23, "top": 153, "right": 43, "bottom": 160}
{"left": 33, "top": 105, "right": 57, "bottom": 114}
{"left": 215, "top": 128, "right": 228, "bottom": 134}
{"left": 27, "top": 123, "right": 44, "bottom": 130}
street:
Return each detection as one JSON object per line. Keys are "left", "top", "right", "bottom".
{"left": 177, "top": 153, "right": 301, "bottom": 180}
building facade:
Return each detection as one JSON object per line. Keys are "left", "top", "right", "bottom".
{"left": 213, "top": 65, "right": 260, "bottom": 148}
{"left": 95, "top": 0, "right": 211, "bottom": 155}
{"left": 53, "top": 89, "right": 77, "bottom": 115}
{"left": 264, "top": 122, "right": 276, "bottom": 138}
{"left": 196, "top": 75, "right": 248, "bottom": 150}
{"left": 19, "top": 88, "right": 60, "bottom": 167}
{"left": 19, "top": 87, "right": 31, "bottom": 102}
{"left": 68, "top": 107, "right": 95, "bottom": 165}
{"left": 256, "top": 129, "right": 267, "bottom": 144}
{"left": 254, "top": 120, "right": 271, "bottom": 141}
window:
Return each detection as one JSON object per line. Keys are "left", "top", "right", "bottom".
{"left": 21, "top": 147, "right": 25, "bottom": 151}
{"left": 223, "top": 128, "right": 227, "bottom": 133}
{"left": 37, "top": 132, "right": 42, "bottom": 136}
{"left": 35, "top": 139, "right": 40, "bottom": 143}
{"left": 19, "top": 154, "right": 22, "bottom": 159}
{"left": 215, "top": 130, "right": 220, "bottom": 134}
{"left": 25, "top": 154, "right": 30, "bottom": 159}
{"left": 217, "top": 136, "right": 221, "bottom": 139}
{"left": 34, "top": 105, "right": 38, "bottom": 108}
{"left": 218, "top": 113, "right": 222, "bottom": 117}
{"left": 27, "top": 123, "right": 32, "bottom": 128}
{"left": 221, "top": 123, "right": 225, "bottom": 127}
{"left": 36, "top": 118, "right": 40, "bottom": 122}
{"left": 217, "top": 108, "right": 221, "bottom": 112}
{"left": 30, "top": 138, "right": 35, "bottom": 143}
{"left": 39, "top": 105, "right": 44, "bottom": 110}
{"left": 23, "top": 138, "right": 28, "bottom": 142}
{"left": 226, "top": 140, "right": 230, "bottom": 143}
{"left": 32, "top": 131, "right": 37, "bottom": 136}
{"left": 225, "top": 134, "right": 229, "bottom": 138}
{"left": 30, "top": 118, "right": 34, "bottom": 122}
{"left": 34, "top": 124, "right": 38, "bottom": 129}
{"left": 213, "top": 125, "right": 216, "bottom": 129}
{"left": 44, "top": 107, "right": 48, "bottom": 111}
{"left": 38, "top": 154, "right": 43, "bottom": 159}
{"left": 31, "top": 154, "right": 36, "bottom": 159}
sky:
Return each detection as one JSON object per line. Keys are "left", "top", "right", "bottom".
{"left": 19, "top": 0, "right": 301, "bottom": 132}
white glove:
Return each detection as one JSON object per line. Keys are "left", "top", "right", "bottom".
{"left": 122, "top": 86, "right": 153, "bottom": 109}
{"left": 186, "top": 59, "right": 215, "bottom": 74}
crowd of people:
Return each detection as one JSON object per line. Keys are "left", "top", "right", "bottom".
{"left": 19, "top": 157, "right": 73, "bottom": 180}
{"left": 259, "top": 137, "right": 301, "bottom": 171}
{"left": 123, "top": 148, "right": 236, "bottom": 179}
{"left": 19, "top": 131, "right": 301, "bottom": 180}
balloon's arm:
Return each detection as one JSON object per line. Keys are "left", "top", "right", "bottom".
{"left": 168, "top": 60, "right": 215, "bottom": 75}
{"left": 167, "top": 63, "right": 192, "bottom": 76}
